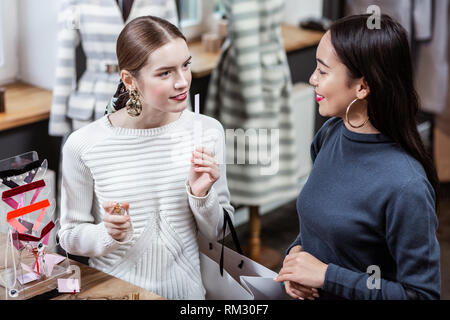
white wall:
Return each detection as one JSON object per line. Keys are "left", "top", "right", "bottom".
{"left": 0, "top": 0, "right": 19, "bottom": 85}
{"left": 17, "top": 0, "right": 58, "bottom": 90}
{"left": 283, "top": 0, "right": 323, "bottom": 26}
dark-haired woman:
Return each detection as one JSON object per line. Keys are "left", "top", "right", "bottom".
{"left": 274, "top": 14, "right": 440, "bottom": 300}
{"left": 58, "top": 16, "right": 234, "bottom": 300}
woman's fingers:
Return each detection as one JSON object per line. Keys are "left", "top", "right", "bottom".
{"left": 291, "top": 288, "right": 309, "bottom": 300}
{"left": 102, "top": 201, "right": 129, "bottom": 215}
{"left": 191, "top": 157, "right": 217, "bottom": 167}
{"left": 108, "top": 229, "right": 127, "bottom": 240}
{"left": 283, "top": 253, "right": 300, "bottom": 265}
{"left": 103, "top": 215, "right": 130, "bottom": 241}
{"left": 192, "top": 151, "right": 218, "bottom": 166}
{"left": 291, "top": 282, "right": 320, "bottom": 298}
{"left": 285, "top": 281, "right": 315, "bottom": 300}
{"left": 291, "top": 282, "right": 313, "bottom": 295}
{"left": 289, "top": 245, "right": 303, "bottom": 254}
{"left": 103, "top": 210, "right": 130, "bottom": 235}
{"left": 103, "top": 213, "right": 129, "bottom": 224}
{"left": 107, "top": 228, "right": 126, "bottom": 236}
{"left": 285, "top": 281, "right": 300, "bottom": 299}
{"left": 102, "top": 201, "right": 116, "bottom": 214}
{"left": 195, "top": 146, "right": 214, "bottom": 157}
{"left": 104, "top": 221, "right": 130, "bottom": 231}
{"left": 276, "top": 265, "right": 295, "bottom": 279}
{"left": 121, "top": 202, "right": 129, "bottom": 211}
{"left": 193, "top": 166, "right": 213, "bottom": 174}
{"left": 101, "top": 201, "right": 131, "bottom": 241}
{"left": 192, "top": 146, "right": 217, "bottom": 165}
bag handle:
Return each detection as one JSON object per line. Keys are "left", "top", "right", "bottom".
{"left": 218, "top": 208, "right": 244, "bottom": 276}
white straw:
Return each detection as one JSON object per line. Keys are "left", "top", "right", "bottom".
{"left": 193, "top": 94, "right": 202, "bottom": 151}
{"left": 194, "top": 94, "right": 200, "bottom": 118}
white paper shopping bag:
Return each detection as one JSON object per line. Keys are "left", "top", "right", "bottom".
{"left": 198, "top": 209, "right": 289, "bottom": 300}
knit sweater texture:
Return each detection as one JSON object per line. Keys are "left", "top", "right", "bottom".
{"left": 288, "top": 117, "right": 440, "bottom": 299}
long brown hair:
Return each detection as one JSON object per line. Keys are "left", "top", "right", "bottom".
{"left": 113, "top": 16, "right": 186, "bottom": 110}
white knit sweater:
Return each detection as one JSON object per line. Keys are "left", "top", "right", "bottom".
{"left": 58, "top": 109, "right": 234, "bottom": 300}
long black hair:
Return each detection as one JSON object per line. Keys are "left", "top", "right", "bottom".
{"left": 329, "top": 14, "right": 439, "bottom": 212}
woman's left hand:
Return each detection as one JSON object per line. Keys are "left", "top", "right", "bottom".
{"left": 188, "top": 146, "right": 219, "bottom": 197}
{"left": 274, "top": 251, "right": 329, "bottom": 289}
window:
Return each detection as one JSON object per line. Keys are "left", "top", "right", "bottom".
{"left": 213, "top": 0, "right": 225, "bottom": 18}
{"left": 178, "top": 0, "right": 225, "bottom": 40}
{"left": 180, "top": 0, "right": 200, "bottom": 27}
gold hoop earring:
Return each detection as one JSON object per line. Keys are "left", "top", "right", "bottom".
{"left": 345, "top": 98, "right": 369, "bottom": 129}
{"left": 126, "top": 89, "right": 142, "bottom": 117}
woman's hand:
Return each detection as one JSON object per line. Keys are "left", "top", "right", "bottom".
{"left": 275, "top": 247, "right": 328, "bottom": 293}
{"left": 102, "top": 201, "right": 131, "bottom": 241}
{"left": 282, "top": 245, "right": 320, "bottom": 300}
{"left": 287, "top": 281, "right": 320, "bottom": 300}
{"left": 188, "top": 146, "right": 219, "bottom": 197}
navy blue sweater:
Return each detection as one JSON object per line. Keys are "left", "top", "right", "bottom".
{"left": 288, "top": 118, "right": 440, "bottom": 299}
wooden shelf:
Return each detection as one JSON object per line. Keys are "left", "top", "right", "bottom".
{"left": 281, "top": 23, "right": 325, "bottom": 53}
{"left": 0, "top": 82, "right": 53, "bottom": 132}
{"left": 189, "top": 40, "right": 224, "bottom": 78}
{"left": 189, "top": 24, "right": 324, "bottom": 78}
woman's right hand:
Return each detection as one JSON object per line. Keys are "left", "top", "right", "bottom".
{"left": 283, "top": 245, "right": 320, "bottom": 300}
{"left": 102, "top": 201, "right": 131, "bottom": 241}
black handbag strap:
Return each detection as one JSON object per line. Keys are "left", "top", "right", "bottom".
{"left": 218, "top": 208, "right": 244, "bottom": 276}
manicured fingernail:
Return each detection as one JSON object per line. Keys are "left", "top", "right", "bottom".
{"left": 298, "top": 297, "right": 304, "bottom": 300}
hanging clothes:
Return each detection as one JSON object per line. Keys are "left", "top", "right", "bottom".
{"left": 49, "top": 0, "right": 178, "bottom": 136}
{"left": 344, "top": 0, "right": 450, "bottom": 115}
{"left": 205, "top": 0, "right": 299, "bottom": 206}
{"left": 117, "top": 0, "right": 134, "bottom": 22}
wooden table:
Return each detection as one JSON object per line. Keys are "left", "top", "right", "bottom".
{"left": 0, "top": 233, "right": 164, "bottom": 300}
{"left": 52, "top": 259, "right": 165, "bottom": 300}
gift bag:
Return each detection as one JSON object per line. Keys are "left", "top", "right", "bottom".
{"left": 199, "top": 209, "right": 289, "bottom": 300}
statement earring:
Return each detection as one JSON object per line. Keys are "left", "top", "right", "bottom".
{"left": 126, "top": 88, "right": 142, "bottom": 117}
{"left": 345, "top": 98, "right": 369, "bottom": 129}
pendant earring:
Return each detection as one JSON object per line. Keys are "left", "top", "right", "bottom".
{"left": 345, "top": 98, "right": 369, "bottom": 129}
{"left": 126, "top": 89, "right": 142, "bottom": 117}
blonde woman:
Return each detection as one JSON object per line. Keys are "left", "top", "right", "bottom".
{"left": 59, "top": 16, "right": 234, "bottom": 300}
